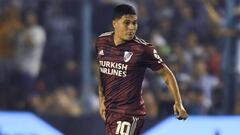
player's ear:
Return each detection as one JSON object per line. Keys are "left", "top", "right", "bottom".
{"left": 112, "top": 20, "right": 116, "bottom": 28}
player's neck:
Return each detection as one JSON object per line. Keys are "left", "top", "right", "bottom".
{"left": 113, "top": 34, "right": 126, "bottom": 46}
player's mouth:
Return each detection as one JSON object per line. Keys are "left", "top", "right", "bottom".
{"left": 127, "top": 32, "right": 134, "bottom": 36}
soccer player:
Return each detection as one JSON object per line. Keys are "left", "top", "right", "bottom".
{"left": 95, "top": 4, "right": 188, "bottom": 135}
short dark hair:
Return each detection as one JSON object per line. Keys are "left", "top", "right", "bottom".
{"left": 113, "top": 4, "right": 136, "bottom": 20}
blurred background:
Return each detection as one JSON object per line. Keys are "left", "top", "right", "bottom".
{"left": 0, "top": 0, "right": 239, "bottom": 135}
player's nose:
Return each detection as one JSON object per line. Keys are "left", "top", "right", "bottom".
{"left": 128, "top": 23, "right": 136, "bottom": 30}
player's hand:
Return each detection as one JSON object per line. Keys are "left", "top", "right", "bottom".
{"left": 99, "top": 102, "right": 106, "bottom": 121}
{"left": 173, "top": 103, "right": 188, "bottom": 120}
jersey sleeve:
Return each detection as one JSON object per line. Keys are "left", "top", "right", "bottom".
{"left": 142, "top": 44, "right": 164, "bottom": 71}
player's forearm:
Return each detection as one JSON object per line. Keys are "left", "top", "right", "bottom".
{"left": 98, "top": 83, "right": 106, "bottom": 120}
{"left": 158, "top": 65, "right": 182, "bottom": 104}
{"left": 98, "top": 85, "right": 105, "bottom": 102}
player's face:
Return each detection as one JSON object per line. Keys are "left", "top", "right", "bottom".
{"left": 113, "top": 15, "right": 138, "bottom": 41}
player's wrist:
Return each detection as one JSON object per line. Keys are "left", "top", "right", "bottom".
{"left": 174, "top": 101, "right": 183, "bottom": 105}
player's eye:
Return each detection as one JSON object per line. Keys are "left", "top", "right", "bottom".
{"left": 124, "top": 21, "right": 130, "bottom": 25}
{"left": 132, "top": 21, "right": 137, "bottom": 25}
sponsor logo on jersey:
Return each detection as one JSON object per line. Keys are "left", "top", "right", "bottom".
{"left": 99, "top": 60, "right": 128, "bottom": 77}
{"left": 124, "top": 51, "right": 133, "bottom": 62}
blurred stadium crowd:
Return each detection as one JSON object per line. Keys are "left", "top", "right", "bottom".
{"left": 0, "top": 0, "right": 240, "bottom": 125}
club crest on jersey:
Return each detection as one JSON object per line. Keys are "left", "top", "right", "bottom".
{"left": 98, "top": 50, "right": 104, "bottom": 55}
{"left": 124, "top": 51, "right": 133, "bottom": 62}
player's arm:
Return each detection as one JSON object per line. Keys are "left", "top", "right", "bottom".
{"left": 142, "top": 42, "right": 188, "bottom": 120}
{"left": 156, "top": 64, "right": 188, "bottom": 120}
{"left": 95, "top": 38, "right": 106, "bottom": 121}
{"left": 98, "top": 74, "right": 106, "bottom": 121}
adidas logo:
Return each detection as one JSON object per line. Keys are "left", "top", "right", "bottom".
{"left": 98, "top": 50, "right": 104, "bottom": 55}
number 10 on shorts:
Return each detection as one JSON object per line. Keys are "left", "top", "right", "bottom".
{"left": 115, "top": 121, "right": 131, "bottom": 135}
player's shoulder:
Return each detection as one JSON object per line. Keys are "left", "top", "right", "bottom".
{"left": 98, "top": 31, "right": 114, "bottom": 38}
{"left": 96, "top": 31, "right": 113, "bottom": 46}
{"left": 133, "top": 36, "right": 151, "bottom": 46}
